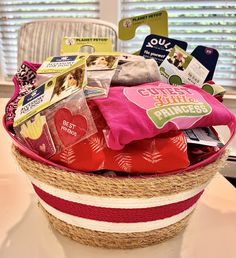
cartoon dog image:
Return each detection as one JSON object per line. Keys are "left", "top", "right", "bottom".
{"left": 167, "top": 49, "right": 187, "bottom": 71}
{"left": 53, "top": 67, "right": 84, "bottom": 96}
{"left": 86, "top": 55, "right": 117, "bottom": 69}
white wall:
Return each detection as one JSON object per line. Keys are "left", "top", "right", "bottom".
{"left": 99, "top": 0, "right": 120, "bottom": 24}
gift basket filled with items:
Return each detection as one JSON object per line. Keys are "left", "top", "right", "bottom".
{"left": 3, "top": 10, "right": 236, "bottom": 249}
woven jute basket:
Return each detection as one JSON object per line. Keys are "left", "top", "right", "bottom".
{"left": 12, "top": 145, "right": 229, "bottom": 249}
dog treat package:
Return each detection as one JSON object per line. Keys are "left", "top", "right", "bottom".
{"left": 159, "top": 45, "right": 209, "bottom": 87}
{"left": 13, "top": 58, "right": 97, "bottom": 158}
{"left": 14, "top": 89, "right": 97, "bottom": 158}
{"left": 34, "top": 55, "right": 87, "bottom": 88}
{"left": 93, "top": 81, "right": 235, "bottom": 150}
{"left": 6, "top": 57, "right": 85, "bottom": 131}
{"left": 4, "top": 55, "right": 85, "bottom": 130}
{"left": 50, "top": 101, "right": 190, "bottom": 174}
{"left": 84, "top": 53, "right": 120, "bottom": 99}
{"left": 111, "top": 55, "right": 162, "bottom": 86}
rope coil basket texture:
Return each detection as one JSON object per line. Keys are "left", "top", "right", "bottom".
{"left": 12, "top": 145, "right": 228, "bottom": 249}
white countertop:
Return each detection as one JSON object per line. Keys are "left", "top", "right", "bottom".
{"left": 1, "top": 98, "right": 236, "bottom": 258}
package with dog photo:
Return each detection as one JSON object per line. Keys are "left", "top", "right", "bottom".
{"left": 13, "top": 58, "right": 94, "bottom": 158}
{"left": 34, "top": 55, "right": 86, "bottom": 93}
{"left": 85, "top": 53, "right": 120, "bottom": 99}
{"left": 159, "top": 45, "right": 209, "bottom": 86}
{"left": 13, "top": 60, "right": 87, "bottom": 128}
{"left": 86, "top": 53, "right": 120, "bottom": 71}
{"left": 50, "top": 60, "right": 87, "bottom": 104}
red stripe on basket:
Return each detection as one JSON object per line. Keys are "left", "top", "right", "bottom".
{"left": 33, "top": 184, "right": 203, "bottom": 223}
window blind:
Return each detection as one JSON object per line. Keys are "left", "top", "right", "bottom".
{"left": 121, "top": 0, "right": 236, "bottom": 91}
{"left": 0, "top": 0, "right": 99, "bottom": 79}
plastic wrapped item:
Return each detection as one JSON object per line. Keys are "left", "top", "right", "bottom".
{"left": 85, "top": 69, "right": 116, "bottom": 98}
{"left": 111, "top": 58, "right": 161, "bottom": 86}
{"left": 84, "top": 53, "right": 120, "bottom": 99}
{"left": 16, "top": 113, "right": 56, "bottom": 159}
{"left": 46, "top": 90, "right": 97, "bottom": 153}
{"left": 34, "top": 73, "right": 55, "bottom": 88}
{"left": 14, "top": 89, "right": 97, "bottom": 158}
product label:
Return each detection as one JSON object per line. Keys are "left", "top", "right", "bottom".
{"left": 61, "top": 37, "right": 113, "bottom": 54}
{"left": 191, "top": 46, "right": 219, "bottom": 82}
{"left": 54, "top": 108, "right": 88, "bottom": 147}
{"left": 123, "top": 83, "right": 212, "bottom": 129}
{"left": 183, "top": 127, "right": 224, "bottom": 147}
{"left": 159, "top": 46, "right": 209, "bottom": 87}
{"left": 14, "top": 82, "right": 54, "bottom": 126}
{"left": 37, "top": 55, "right": 83, "bottom": 74}
{"left": 140, "top": 34, "right": 188, "bottom": 66}
{"left": 119, "top": 10, "right": 168, "bottom": 41}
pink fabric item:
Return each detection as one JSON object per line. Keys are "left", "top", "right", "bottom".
{"left": 94, "top": 81, "right": 235, "bottom": 150}
{"left": 5, "top": 61, "right": 41, "bottom": 131}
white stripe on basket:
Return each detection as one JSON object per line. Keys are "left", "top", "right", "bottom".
{"left": 38, "top": 196, "right": 196, "bottom": 233}
{"left": 28, "top": 174, "right": 208, "bottom": 209}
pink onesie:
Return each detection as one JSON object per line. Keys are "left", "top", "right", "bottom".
{"left": 94, "top": 81, "right": 235, "bottom": 150}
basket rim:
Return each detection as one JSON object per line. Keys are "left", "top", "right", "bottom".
{"left": 12, "top": 143, "right": 229, "bottom": 180}
{"left": 3, "top": 105, "right": 236, "bottom": 179}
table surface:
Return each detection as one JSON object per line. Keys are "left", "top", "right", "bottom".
{"left": 1, "top": 98, "right": 236, "bottom": 258}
